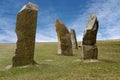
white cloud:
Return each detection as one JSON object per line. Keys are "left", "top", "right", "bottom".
{"left": 0, "top": 30, "right": 16, "bottom": 43}
{"left": 69, "top": 0, "right": 120, "bottom": 41}
{"left": 36, "top": 8, "right": 58, "bottom": 42}
{"left": 36, "top": 33, "right": 57, "bottom": 42}
{"left": 0, "top": 0, "right": 120, "bottom": 43}
{"left": 0, "top": 0, "right": 17, "bottom": 43}
{"left": 0, "top": 1, "right": 58, "bottom": 43}
{"left": 68, "top": 13, "right": 88, "bottom": 41}
{"left": 87, "top": 0, "right": 120, "bottom": 39}
{"left": 0, "top": 17, "right": 16, "bottom": 43}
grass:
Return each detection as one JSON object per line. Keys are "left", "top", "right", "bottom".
{"left": 0, "top": 40, "right": 120, "bottom": 80}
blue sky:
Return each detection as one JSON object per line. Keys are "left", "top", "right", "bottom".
{"left": 0, "top": 0, "right": 120, "bottom": 43}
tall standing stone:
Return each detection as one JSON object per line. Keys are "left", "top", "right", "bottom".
{"left": 12, "top": 2, "right": 38, "bottom": 67}
{"left": 70, "top": 29, "right": 78, "bottom": 49}
{"left": 55, "top": 19, "right": 73, "bottom": 56}
{"left": 82, "top": 14, "right": 99, "bottom": 60}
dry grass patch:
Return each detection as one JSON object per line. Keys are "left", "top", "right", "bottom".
{"left": 0, "top": 40, "right": 120, "bottom": 80}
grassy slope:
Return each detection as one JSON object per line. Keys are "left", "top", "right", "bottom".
{"left": 0, "top": 40, "right": 120, "bottom": 80}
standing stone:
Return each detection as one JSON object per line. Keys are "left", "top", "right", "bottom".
{"left": 70, "top": 29, "right": 78, "bottom": 49}
{"left": 82, "top": 14, "right": 99, "bottom": 60}
{"left": 82, "top": 45, "right": 98, "bottom": 59}
{"left": 82, "top": 14, "right": 98, "bottom": 45}
{"left": 12, "top": 2, "right": 38, "bottom": 67}
{"left": 55, "top": 19, "right": 73, "bottom": 56}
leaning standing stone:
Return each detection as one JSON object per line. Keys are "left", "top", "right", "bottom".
{"left": 55, "top": 19, "right": 73, "bottom": 56}
{"left": 12, "top": 2, "right": 38, "bottom": 67}
{"left": 82, "top": 14, "right": 99, "bottom": 60}
{"left": 70, "top": 29, "right": 78, "bottom": 49}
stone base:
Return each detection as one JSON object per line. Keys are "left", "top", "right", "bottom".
{"left": 58, "top": 48, "right": 62, "bottom": 55}
{"left": 82, "top": 45, "right": 98, "bottom": 60}
{"left": 57, "top": 47, "right": 73, "bottom": 56}
{"left": 83, "top": 59, "right": 99, "bottom": 63}
{"left": 73, "top": 45, "right": 78, "bottom": 50}
{"left": 12, "top": 56, "right": 36, "bottom": 67}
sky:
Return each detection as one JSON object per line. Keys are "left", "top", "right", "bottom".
{"left": 0, "top": 0, "right": 120, "bottom": 43}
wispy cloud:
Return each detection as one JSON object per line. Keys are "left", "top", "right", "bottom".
{"left": 68, "top": 0, "right": 120, "bottom": 41}
{"left": 0, "top": 0, "right": 19, "bottom": 43}
{"left": 36, "top": 8, "right": 58, "bottom": 42}
{"left": 0, "top": 0, "right": 58, "bottom": 43}
{"left": 0, "top": 30, "right": 16, "bottom": 43}
{"left": 0, "top": 0, "right": 120, "bottom": 43}
{"left": 89, "top": 0, "right": 120, "bottom": 40}
{"left": 0, "top": 17, "right": 16, "bottom": 43}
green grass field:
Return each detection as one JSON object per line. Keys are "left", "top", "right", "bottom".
{"left": 0, "top": 40, "right": 120, "bottom": 80}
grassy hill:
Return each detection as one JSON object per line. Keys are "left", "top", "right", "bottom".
{"left": 0, "top": 40, "right": 120, "bottom": 80}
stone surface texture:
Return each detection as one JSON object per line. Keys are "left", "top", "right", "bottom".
{"left": 82, "top": 14, "right": 98, "bottom": 60}
{"left": 70, "top": 29, "right": 78, "bottom": 49}
{"left": 55, "top": 19, "right": 73, "bottom": 56}
{"left": 12, "top": 2, "right": 38, "bottom": 67}
{"left": 82, "top": 14, "right": 98, "bottom": 45}
{"left": 82, "top": 45, "right": 98, "bottom": 60}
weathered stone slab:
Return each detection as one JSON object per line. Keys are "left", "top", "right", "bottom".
{"left": 82, "top": 14, "right": 99, "bottom": 60}
{"left": 82, "top": 14, "right": 98, "bottom": 45}
{"left": 12, "top": 2, "right": 38, "bottom": 67}
{"left": 55, "top": 19, "right": 73, "bottom": 56}
{"left": 70, "top": 29, "right": 78, "bottom": 49}
{"left": 82, "top": 45, "right": 98, "bottom": 60}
